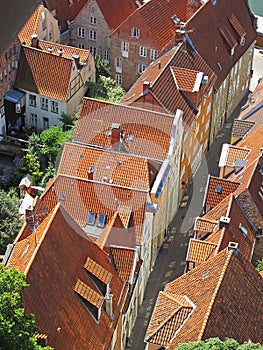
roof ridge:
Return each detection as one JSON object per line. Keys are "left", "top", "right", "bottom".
{"left": 198, "top": 250, "right": 233, "bottom": 340}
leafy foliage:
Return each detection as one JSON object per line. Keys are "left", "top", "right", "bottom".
{"left": 176, "top": 337, "right": 263, "bottom": 349}
{"left": 256, "top": 257, "right": 263, "bottom": 272}
{"left": 87, "top": 75, "right": 126, "bottom": 103}
{"left": 0, "top": 264, "right": 53, "bottom": 349}
{"left": 94, "top": 54, "right": 111, "bottom": 80}
{"left": 59, "top": 112, "right": 75, "bottom": 131}
{"left": 0, "top": 189, "right": 22, "bottom": 254}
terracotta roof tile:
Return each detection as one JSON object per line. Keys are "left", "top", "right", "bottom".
{"left": 74, "top": 279, "right": 104, "bottom": 308}
{"left": 44, "top": 0, "right": 88, "bottom": 32}
{"left": 110, "top": 246, "right": 137, "bottom": 283}
{"left": 38, "top": 40, "right": 90, "bottom": 64}
{"left": 74, "top": 98, "right": 176, "bottom": 161}
{"left": 58, "top": 143, "right": 151, "bottom": 191}
{"left": 221, "top": 145, "right": 250, "bottom": 167}
{"left": 18, "top": 4, "right": 43, "bottom": 45}
{"left": 194, "top": 217, "right": 218, "bottom": 238}
{"left": 186, "top": 239, "right": 217, "bottom": 264}
{"left": 122, "top": 43, "right": 217, "bottom": 125}
{"left": 41, "top": 174, "right": 147, "bottom": 246}
{"left": 161, "top": 249, "right": 263, "bottom": 347}
{"left": 231, "top": 119, "right": 255, "bottom": 140}
{"left": 185, "top": 0, "right": 257, "bottom": 89}
{"left": 14, "top": 46, "right": 72, "bottom": 100}
{"left": 204, "top": 176, "right": 240, "bottom": 209}
{"left": 84, "top": 257, "right": 112, "bottom": 285}
{"left": 145, "top": 291, "right": 193, "bottom": 347}
{"left": 7, "top": 204, "right": 127, "bottom": 349}
{"left": 171, "top": 67, "right": 201, "bottom": 92}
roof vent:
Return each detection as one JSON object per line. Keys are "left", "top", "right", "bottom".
{"left": 219, "top": 216, "right": 231, "bottom": 230}
{"left": 135, "top": 0, "right": 141, "bottom": 7}
{"left": 59, "top": 193, "right": 66, "bottom": 201}
{"left": 202, "top": 75, "right": 209, "bottom": 84}
{"left": 171, "top": 15, "right": 180, "bottom": 25}
{"left": 217, "top": 61, "right": 222, "bottom": 71}
{"left": 129, "top": 134, "right": 135, "bottom": 142}
{"left": 234, "top": 159, "right": 247, "bottom": 173}
{"left": 227, "top": 241, "right": 238, "bottom": 254}
{"left": 202, "top": 271, "right": 210, "bottom": 280}
{"left": 58, "top": 49, "right": 64, "bottom": 56}
{"left": 48, "top": 47, "right": 54, "bottom": 53}
{"left": 211, "top": 0, "right": 216, "bottom": 5}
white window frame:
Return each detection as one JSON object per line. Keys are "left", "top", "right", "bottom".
{"left": 116, "top": 57, "right": 122, "bottom": 73}
{"left": 29, "top": 94, "right": 37, "bottom": 107}
{"left": 89, "top": 30, "right": 96, "bottom": 41}
{"left": 51, "top": 100, "right": 58, "bottom": 114}
{"left": 41, "top": 97, "right": 48, "bottom": 110}
{"left": 78, "top": 27, "right": 85, "bottom": 38}
{"left": 90, "top": 16, "right": 97, "bottom": 25}
{"left": 150, "top": 49, "right": 158, "bottom": 60}
{"left": 137, "top": 63, "right": 146, "bottom": 75}
{"left": 104, "top": 50, "right": 109, "bottom": 64}
{"left": 89, "top": 46, "right": 97, "bottom": 56}
{"left": 78, "top": 43, "right": 85, "bottom": 49}
{"left": 131, "top": 27, "right": 140, "bottom": 38}
{"left": 139, "top": 46, "right": 147, "bottom": 58}
{"left": 116, "top": 74, "right": 122, "bottom": 86}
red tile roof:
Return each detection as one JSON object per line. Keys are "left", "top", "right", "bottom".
{"left": 74, "top": 98, "right": 176, "bottom": 161}
{"left": 58, "top": 142, "right": 153, "bottom": 191}
{"left": 14, "top": 45, "right": 73, "bottom": 100}
{"left": 41, "top": 174, "right": 147, "bottom": 246}
{"left": 145, "top": 291, "right": 193, "bottom": 347}
{"left": 185, "top": 0, "right": 257, "bottom": 89}
{"left": 122, "top": 43, "right": 217, "bottom": 126}
{"left": 161, "top": 248, "right": 263, "bottom": 347}
{"left": 231, "top": 119, "right": 255, "bottom": 141}
{"left": 18, "top": 4, "right": 43, "bottom": 45}
{"left": 186, "top": 239, "right": 217, "bottom": 264}
{"left": 110, "top": 246, "right": 137, "bottom": 283}
{"left": 44, "top": 0, "right": 88, "bottom": 32}
{"left": 7, "top": 203, "right": 127, "bottom": 350}
{"left": 204, "top": 175, "right": 240, "bottom": 210}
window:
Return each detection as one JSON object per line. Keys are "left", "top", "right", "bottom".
{"left": 89, "top": 46, "right": 97, "bottom": 56}
{"left": 116, "top": 74, "right": 122, "bottom": 86}
{"left": 51, "top": 100, "right": 58, "bottom": 114}
{"left": 121, "top": 42, "right": 129, "bottom": 57}
{"left": 90, "top": 16, "right": 97, "bottom": 25}
{"left": 78, "top": 43, "right": 85, "bottom": 49}
{"left": 43, "top": 117, "right": 49, "bottom": 129}
{"left": 29, "top": 94, "right": 37, "bottom": 107}
{"left": 104, "top": 50, "right": 109, "bottom": 63}
{"left": 97, "top": 213, "right": 106, "bottom": 228}
{"left": 30, "top": 113, "right": 37, "bottom": 128}
{"left": 131, "top": 27, "right": 140, "bottom": 38}
{"left": 49, "top": 30, "right": 52, "bottom": 41}
{"left": 78, "top": 27, "right": 85, "bottom": 38}
{"left": 87, "top": 211, "right": 96, "bottom": 226}
{"left": 139, "top": 46, "right": 147, "bottom": 58}
{"left": 91, "top": 5, "right": 95, "bottom": 13}
{"left": 116, "top": 57, "right": 122, "bottom": 73}
{"left": 89, "top": 30, "right": 96, "bottom": 41}
{"left": 41, "top": 97, "right": 48, "bottom": 110}
{"left": 150, "top": 49, "right": 158, "bottom": 60}
{"left": 137, "top": 63, "right": 146, "bottom": 74}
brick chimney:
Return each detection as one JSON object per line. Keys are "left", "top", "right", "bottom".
{"left": 31, "top": 34, "right": 39, "bottom": 48}
{"left": 219, "top": 216, "right": 231, "bottom": 230}
{"left": 111, "top": 123, "right": 121, "bottom": 148}
{"left": 88, "top": 166, "right": 96, "bottom": 180}
{"left": 143, "top": 81, "right": 150, "bottom": 93}
{"left": 72, "top": 53, "right": 80, "bottom": 67}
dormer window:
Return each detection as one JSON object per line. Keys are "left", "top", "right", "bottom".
{"left": 131, "top": 27, "right": 140, "bottom": 38}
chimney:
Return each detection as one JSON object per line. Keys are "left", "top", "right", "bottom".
{"left": 111, "top": 123, "right": 121, "bottom": 147}
{"left": 158, "top": 61, "right": 161, "bottom": 69}
{"left": 31, "top": 34, "right": 39, "bottom": 48}
{"left": 58, "top": 49, "right": 64, "bottom": 57}
{"left": 219, "top": 216, "right": 231, "bottom": 230}
{"left": 88, "top": 166, "right": 96, "bottom": 180}
{"left": 105, "top": 293, "right": 114, "bottom": 320}
{"left": 72, "top": 53, "right": 80, "bottom": 67}
{"left": 48, "top": 47, "right": 54, "bottom": 54}
{"left": 227, "top": 242, "right": 238, "bottom": 254}
{"left": 143, "top": 81, "right": 150, "bottom": 93}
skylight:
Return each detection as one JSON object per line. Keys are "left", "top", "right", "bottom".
{"left": 97, "top": 213, "right": 106, "bottom": 228}
{"left": 87, "top": 211, "right": 96, "bottom": 226}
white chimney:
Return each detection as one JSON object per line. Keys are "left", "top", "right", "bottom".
{"left": 105, "top": 293, "right": 114, "bottom": 320}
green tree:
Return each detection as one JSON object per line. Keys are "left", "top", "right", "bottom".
{"left": 0, "top": 189, "right": 22, "bottom": 254}
{"left": 175, "top": 338, "right": 263, "bottom": 349}
{"left": 87, "top": 75, "right": 125, "bottom": 103}
{"left": 59, "top": 112, "right": 75, "bottom": 131}
{"left": 18, "top": 153, "right": 43, "bottom": 184}
{"left": 256, "top": 257, "right": 263, "bottom": 272}
{"left": 94, "top": 54, "right": 111, "bottom": 80}
{"left": 40, "top": 126, "right": 68, "bottom": 164}
{"left": 0, "top": 264, "right": 53, "bottom": 350}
